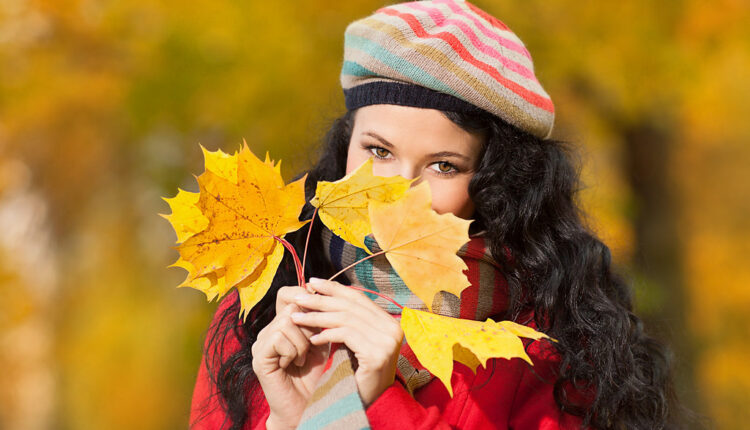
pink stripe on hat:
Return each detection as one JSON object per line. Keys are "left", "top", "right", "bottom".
{"left": 405, "top": 2, "right": 539, "bottom": 82}
{"left": 379, "top": 7, "right": 554, "bottom": 113}
{"left": 343, "top": 0, "right": 555, "bottom": 138}
{"left": 434, "top": 0, "right": 532, "bottom": 59}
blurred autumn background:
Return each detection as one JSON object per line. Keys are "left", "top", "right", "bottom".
{"left": 1, "top": 0, "right": 748, "bottom": 428}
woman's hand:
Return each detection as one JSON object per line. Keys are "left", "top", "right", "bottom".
{"left": 291, "top": 277, "right": 404, "bottom": 406}
{"left": 251, "top": 286, "right": 329, "bottom": 430}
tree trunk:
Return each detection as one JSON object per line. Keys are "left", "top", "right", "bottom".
{"left": 621, "top": 120, "right": 698, "bottom": 424}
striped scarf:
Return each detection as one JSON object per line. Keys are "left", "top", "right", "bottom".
{"left": 296, "top": 228, "right": 508, "bottom": 429}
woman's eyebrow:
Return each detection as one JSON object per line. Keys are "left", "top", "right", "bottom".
{"left": 429, "top": 151, "right": 470, "bottom": 161}
{"left": 363, "top": 131, "right": 394, "bottom": 148}
{"left": 363, "top": 131, "right": 470, "bottom": 160}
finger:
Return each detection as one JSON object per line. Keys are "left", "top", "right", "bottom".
{"left": 254, "top": 327, "right": 298, "bottom": 370}
{"left": 291, "top": 309, "right": 403, "bottom": 361}
{"left": 307, "top": 277, "right": 358, "bottom": 298}
{"left": 275, "top": 304, "right": 308, "bottom": 368}
{"left": 310, "top": 327, "right": 402, "bottom": 370}
{"left": 253, "top": 305, "right": 314, "bottom": 370}
{"left": 304, "top": 278, "right": 383, "bottom": 314}
{"left": 291, "top": 310, "right": 372, "bottom": 332}
{"left": 278, "top": 301, "right": 319, "bottom": 339}
{"left": 258, "top": 305, "right": 302, "bottom": 361}
{"left": 275, "top": 286, "right": 309, "bottom": 314}
{"left": 294, "top": 289, "right": 398, "bottom": 335}
{"left": 292, "top": 292, "right": 357, "bottom": 314}
{"left": 277, "top": 313, "right": 312, "bottom": 367}
{"left": 308, "top": 327, "right": 371, "bottom": 353}
{"left": 274, "top": 333, "right": 298, "bottom": 369}
{"left": 307, "top": 278, "right": 381, "bottom": 310}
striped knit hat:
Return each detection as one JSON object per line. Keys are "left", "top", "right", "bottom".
{"left": 341, "top": 0, "right": 554, "bottom": 138}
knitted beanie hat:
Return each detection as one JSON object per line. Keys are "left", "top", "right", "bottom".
{"left": 341, "top": 0, "right": 554, "bottom": 138}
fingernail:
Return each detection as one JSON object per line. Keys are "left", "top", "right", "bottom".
{"left": 291, "top": 312, "right": 305, "bottom": 320}
{"left": 294, "top": 294, "right": 310, "bottom": 302}
{"left": 308, "top": 277, "right": 323, "bottom": 284}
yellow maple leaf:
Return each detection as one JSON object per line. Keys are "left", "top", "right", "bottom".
{"left": 165, "top": 143, "right": 308, "bottom": 318}
{"left": 170, "top": 257, "right": 228, "bottom": 302}
{"left": 401, "top": 307, "right": 552, "bottom": 396}
{"left": 310, "top": 158, "right": 413, "bottom": 253}
{"left": 202, "top": 145, "right": 238, "bottom": 184}
{"left": 160, "top": 189, "right": 209, "bottom": 243}
{"left": 369, "top": 182, "right": 472, "bottom": 310}
{"left": 237, "top": 242, "right": 285, "bottom": 316}
{"left": 200, "top": 142, "right": 279, "bottom": 185}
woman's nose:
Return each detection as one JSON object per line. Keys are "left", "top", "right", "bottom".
{"left": 398, "top": 165, "right": 422, "bottom": 183}
{"left": 373, "top": 162, "right": 422, "bottom": 183}
{"left": 399, "top": 167, "right": 424, "bottom": 188}
{"left": 408, "top": 175, "right": 424, "bottom": 187}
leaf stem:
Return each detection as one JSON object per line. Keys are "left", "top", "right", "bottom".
{"left": 274, "top": 236, "right": 305, "bottom": 287}
{"left": 344, "top": 285, "right": 403, "bottom": 309}
{"left": 326, "top": 248, "right": 402, "bottom": 308}
{"left": 327, "top": 249, "right": 386, "bottom": 283}
{"left": 301, "top": 206, "right": 317, "bottom": 279}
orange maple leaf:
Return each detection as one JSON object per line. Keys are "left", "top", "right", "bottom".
{"left": 368, "top": 182, "right": 472, "bottom": 310}
{"left": 163, "top": 143, "right": 307, "bottom": 319}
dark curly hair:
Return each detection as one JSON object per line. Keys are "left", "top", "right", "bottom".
{"left": 192, "top": 108, "right": 681, "bottom": 429}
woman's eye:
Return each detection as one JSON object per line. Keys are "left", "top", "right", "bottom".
{"left": 430, "top": 161, "right": 457, "bottom": 175}
{"left": 368, "top": 146, "right": 392, "bottom": 159}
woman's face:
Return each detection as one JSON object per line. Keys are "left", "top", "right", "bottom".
{"left": 346, "top": 104, "right": 484, "bottom": 219}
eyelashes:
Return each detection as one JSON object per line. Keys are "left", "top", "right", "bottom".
{"left": 368, "top": 145, "right": 392, "bottom": 160}
{"left": 363, "top": 144, "right": 460, "bottom": 177}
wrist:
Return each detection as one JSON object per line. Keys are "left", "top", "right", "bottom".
{"left": 265, "top": 413, "right": 295, "bottom": 430}
{"left": 361, "top": 373, "right": 396, "bottom": 407}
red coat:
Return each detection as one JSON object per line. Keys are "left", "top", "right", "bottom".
{"left": 190, "top": 296, "right": 583, "bottom": 429}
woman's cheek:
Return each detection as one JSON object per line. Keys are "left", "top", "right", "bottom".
{"left": 369, "top": 161, "right": 392, "bottom": 178}
{"left": 345, "top": 150, "right": 369, "bottom": 175}
{"left": 427, "top": 177, "right": 475, "bottom": 220}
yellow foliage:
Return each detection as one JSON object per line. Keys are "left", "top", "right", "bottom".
{"left": 201, "top": 145, "right": 239, "bottom": 184}
{"left": 237, "top": 242, "right": 286, "bottom": 316}
{"left": 310, "top": 158, "right": 413, "bottom": 253}
{"left": 170, "top": 258, "right": 227, "bottom": 302}
{"left": 401, "top": 307, "right": 551, "bottom": 396}
{"left": 162, "top": 144, "right": 308, "bottom": 319}
{"left": 369, "top": 182, "right": 472, "bottom": 310}
{"left": 160, "top": 190, "right": 209, "bottom": 244}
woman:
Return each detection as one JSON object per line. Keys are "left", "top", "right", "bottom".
{"left": 191, "top": 1, "right": 679, "bottom": 428}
